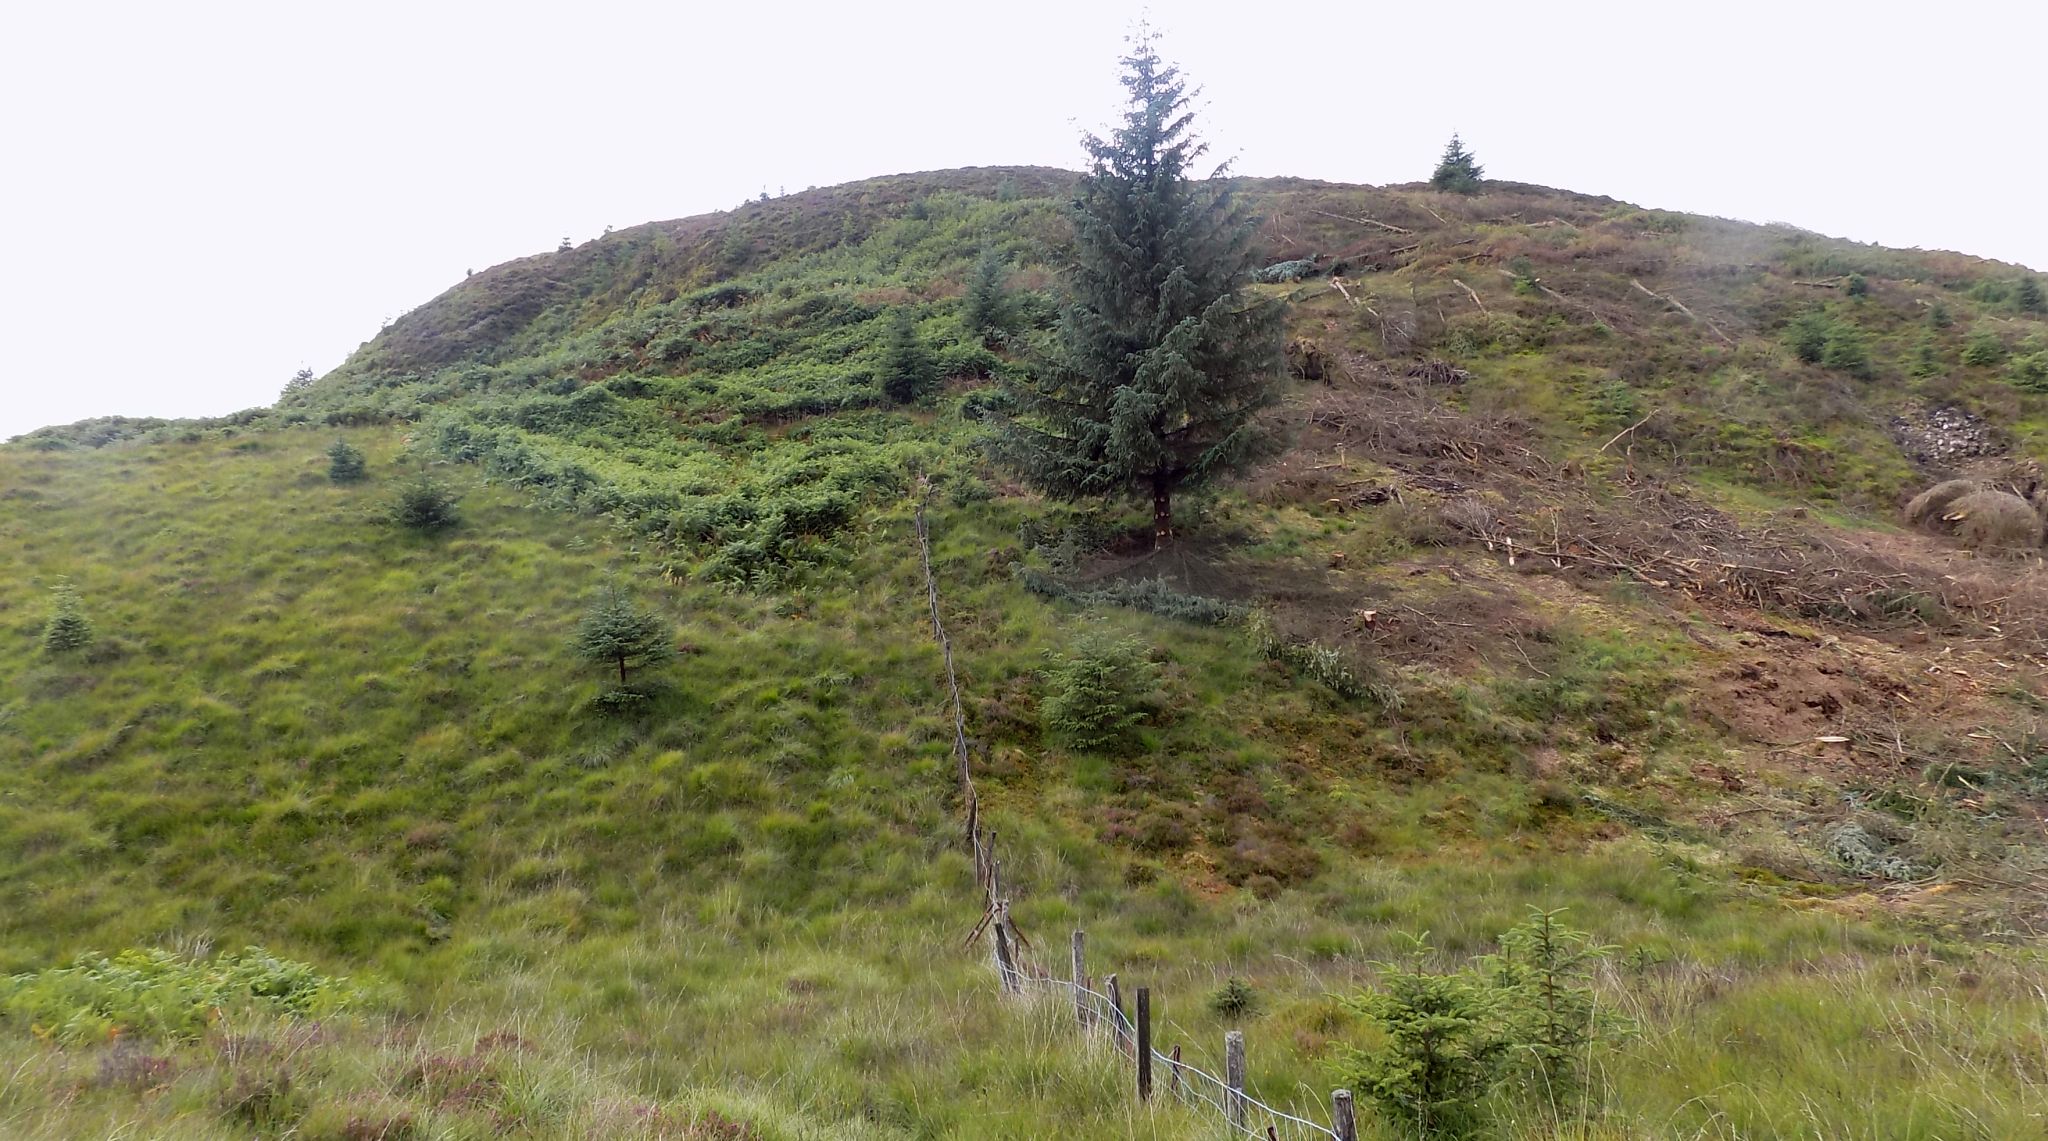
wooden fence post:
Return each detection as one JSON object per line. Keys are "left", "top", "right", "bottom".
{"left": 1136, "top": 987, "right": 1152, "bottom": 1101}
{"left": 1070, "top": 930, "right": 1088, "bottom": 1028}
{"left": 1331, "top": 1088, "right": 1357, "bottom": 1141}
{"left": 1106, "top": 974, "right": 1126, "bottom": 1051}
{"left": 1224, "top": 1030, "right": 1247, "bottom": 1130}
{"left": 966, "top": 792, "right": 980, "bottom": 881}
{"left": 992, "top": 904, "right": 1019, "bottom": 993}
{"left": 1168, "top": 1044, "right": 1182, "bottom": 1096}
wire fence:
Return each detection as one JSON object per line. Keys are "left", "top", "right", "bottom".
{"left": 914, "top": 493, "right": 1356, "bottom": 1141}
{"left": 1016, "top": 972, "right": 1343, "bottom": 1141}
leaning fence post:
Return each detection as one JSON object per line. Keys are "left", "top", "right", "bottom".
{"left": 1106, "top": 974, "right": 1126, "bottom": 1052}
{"left": 992, "top": 904, "right": 1019, "bottom": 992}
{"left": 1168, "top": 1043, "right": 1182, "bottom": 1096}
{"left": 1331, "top": 1088, "right": 1357, "bottom": 1141}
{"left": 1224, "top": 1030, "right": 1247, "bottom": 1130}
{"left": 1070, "top": 930, "right": 1088, "bottom": 1028}
{"left": 966, "top": 792, "right": 981, "bottom": 880}
{"left": 1136, "top": 987, "right": 1152, "bottom": 1101}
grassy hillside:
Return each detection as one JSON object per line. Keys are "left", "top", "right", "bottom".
{"left": 8, "top": 168, "right": 2048, "bottom": 1138}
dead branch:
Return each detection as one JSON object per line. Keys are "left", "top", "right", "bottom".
{"left": 1497, "top": 268, "right": 1611, "bottom": 325}
{"left": 1310, "top": 208, "right": 1413, "bottom": 236}
{"left": 1630, "top": 278, "right": 1736, "bottom": 345}
{"left": 1598, "top": 410, "right": 1660, "bottom": 453}
{"left": 1328, "top": 276, "right": 1358, "bottom": 306}
{"left": 1451, "top": 278, "right": 1488, "bottom": 315}
{"left": 1420, "top": 203, "right": 1449, "bottom": 226}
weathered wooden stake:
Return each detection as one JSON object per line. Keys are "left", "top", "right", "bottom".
{"left": 992, "top": 904, "right": 1019, "bottom": 992}
{"left": 1070, "top": 930, "right": 1088, "bottom": 1028}
{"left": 1224, "top": 1030, "right": 1247, "bottom": 1130}
{"left": 1105, "top": 974, "right": 1126, "bottom": 1051}
{"left": 966, "top": 793, "right": 980, "bottom": 880}
{"left": 1331, "top": 1088, "right": 1358, "bottom": 1141}
{"left": 1135, "top": 987, "right": 1152, "bottom": 1101}
{"left": 1168, "top": 1044, "right": 1182, "bottom": 1095}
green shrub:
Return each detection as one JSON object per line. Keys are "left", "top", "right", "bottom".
{"left": 2008, "top": 353, "right": 2048, "bottom": 392}
{"left": 2016, "top": 275, "right": 2043, "bottom": 313}
{"left": 1821, "top": 327, "right": 1874, "bottom": 378}
{"left": 1844, "top": 273, "right": 1869, "bottom": 297}
{"left": 1910, "top": 335, "right": 1944, "bottom": 378}
{"left": 1342, "top": 915, "right": 1622, "bottom": 1137}
{"left": 388, "top": 474, "right": 460, "bottom": 532}
{"left": 41, "top": 578, "right": 94, "bottom": 653}
{"left": 1783, "top": 312, "right": 1832, "bottom": 364}
{"left": 326, "top": 438, "right": 367, "bottom": 483}
{"left": 1963, "top": 328, "right": 2008, "bottom": 367}
{"left": 1207, "top": 976, "right": 1259, "bottom": 1020}
{"left": 1040, "top": 632, "right": 1159, "bottom": 754}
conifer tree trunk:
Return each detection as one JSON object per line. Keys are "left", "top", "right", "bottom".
{"left": 1152, "top": 476, "right": 1173, "bottom": 547}
{"left": 618, "top": 654, "right": 628, "bottom": 685}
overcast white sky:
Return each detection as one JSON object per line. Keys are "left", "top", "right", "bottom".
{"left": 3, "top": 0, "right": 2043, "bottom": 440}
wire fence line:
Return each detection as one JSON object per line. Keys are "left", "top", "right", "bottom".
{"left": 1017, "top": 972, "right": 1342, "bottom": 1141}
{"left": 913, "top": 498, "right": 1360, "bottom": 1141}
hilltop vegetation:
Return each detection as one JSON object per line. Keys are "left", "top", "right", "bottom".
{"left": 9, "top": 137, "right": 2048, "bottom": 1137}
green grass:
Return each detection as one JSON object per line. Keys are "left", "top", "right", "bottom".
{"left": 3, "top": 432, "right": 2045, "bottom": 1137}
{"left": 10, "top": 168, "right": 2048, "bottom": 1136}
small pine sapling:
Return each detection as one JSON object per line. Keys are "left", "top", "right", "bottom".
{"left": 1207, "top": 977, "right": 1259, "bottom": 1020}
{"left": 961, "top": 247, "right": 1011, "bottom": 340}
{"left": 573, "top": 585, "right": 674, "bottom": 687}
{"left": 878, "top": 307, "right": 938, "bottom": 404}
{"left": 1343, "top": 933, "right": 1510, "bottom": 1139}
{"left": 2016, "top": 275, "right": 2044, "bottom": 313}
{"left": 1488, "top": 908, "right": 1619, "bottom": 1107}
{"left": 42, "top": 578, "right": 94, "bottom": 653}
{"left": 327, "top": 439, "right": 367, "bottom": 483}
{"left": 1963, "top": 328, "right": 2008, "bottom": 367}
{"left": 389, "top": 475, "right": 459, "bottom": 533}
{"left": 1039, "top": 632, "right": 1159, "bottom": 754}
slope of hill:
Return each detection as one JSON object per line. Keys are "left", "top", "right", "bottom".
{"left": 7, "top": 168, "right": 2048, "bottom": 1138}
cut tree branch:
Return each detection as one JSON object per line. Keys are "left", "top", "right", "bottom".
{"left": 1598, "top": 409, "right": 1660, "bottom": 453}
{"left": 1631, "top": 278, "right": 1735, "bottom": 345}
{"left": 1309, "top": 208, "right": 1413, "bottom": 235}
{"left": 1451, "top": 278, "right": 1488, "bottom": 315}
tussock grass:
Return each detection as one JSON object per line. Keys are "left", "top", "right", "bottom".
{"left": 13, "top": 162, "right": 2048, "bottom": 1133}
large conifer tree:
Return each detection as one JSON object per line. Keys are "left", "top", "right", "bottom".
{"left": 1431, "top": 134, "right": 1485, "bottom": 194}
{"left": 990, "top": 31, "right": 1283, "bottom": 545}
